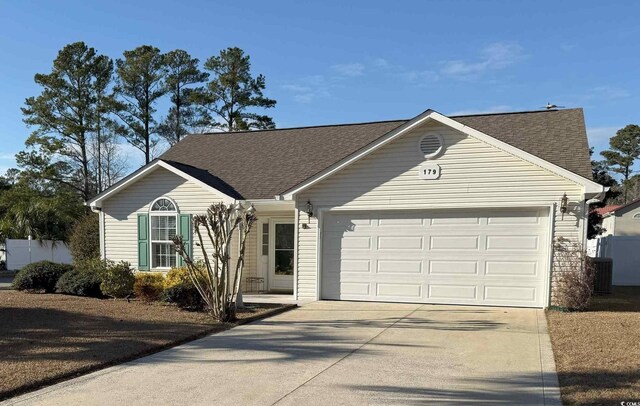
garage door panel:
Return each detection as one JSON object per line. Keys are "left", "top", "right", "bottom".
{"left": 377, "top": 236, "right": 424, "bottom": 250}
{"left": 430, "top": 235, "right": 479, "bottom": 250}
{"left": 378, "top": 218, "right": 425, "bottom": 226}
{"left": 340, "top": 282, "right": 370, "bottom": 296}
{"left": 332, "top": 259, "right": 372, "bottom": 273}
{"left": 430, "top": 216, "right": 481, "bottom": 225}
{"left": 429, "top": 284, "right": 478, "bottom": 300}
{"left": 487, "top": 210, "right": 543, "bottom": 225}
{"left": 321, "top": 208, "right": 548, "bottom": 307}
{"left": 325, "top": 235, "right": 372, "bottom": 250}
{"left": 429, "top": 260, "right": 478, "bottom": 275}
{"left": 485, "top": 260, "right": 537, "bottom": 276}
{"left": 486, "top": 235, "right": 539, "bottom": 250}
{"left": 377, "top": 259, "right": 423, "bottom": 274}
{"left": 484, "top": 285, "right": 537, "bottom": 302}
{"left": 376, "top": 283, "right": 422, "bottom": 298}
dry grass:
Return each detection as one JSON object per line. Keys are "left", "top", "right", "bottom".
{"left": 547, "top": 286, "right": 640, "bottom": 405}
{"left": 0, "top": 290, "right": 290, "bottom": 400}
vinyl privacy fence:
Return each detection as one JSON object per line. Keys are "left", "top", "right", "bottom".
{"left": 5, "top": 239, "right": 72, "bottom": 271}
{"left": 587, "top": 236, "right": 640, "bottom": 286}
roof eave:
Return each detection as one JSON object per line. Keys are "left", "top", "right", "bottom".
{"left": 86, "top": 159, "right": 236, "bottom": 208}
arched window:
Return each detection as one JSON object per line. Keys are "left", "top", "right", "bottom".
{"left": 149, "top": 197, "right": 178, "bottom": 268}
{"left": 151, "top": 198, "right": 176, "bottom": 211}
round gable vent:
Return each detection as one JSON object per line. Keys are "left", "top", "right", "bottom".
{"left": 419, "top": 134, "right": 444, "bottom": 158}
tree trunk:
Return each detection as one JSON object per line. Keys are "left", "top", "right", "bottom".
{"left": 236, "top": 290, "right": 244, "bottom": 309}
{"left": 96, "top": 118, "right": 102, "bottom": 193}
{"left": 79, "top": 124, "right": 90, "bottom": 201}
{"left": 175, "top": 85, "right": 181, "bottom": 144}
{"left": 144, "top": 85, "right": 150, "bottom": 164}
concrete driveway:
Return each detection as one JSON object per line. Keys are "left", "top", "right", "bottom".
{"left": 5, "top": 301, "right": 560, "bottom": 405}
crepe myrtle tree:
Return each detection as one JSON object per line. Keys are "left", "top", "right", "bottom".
{"left": 173, "top": 202, "right": 256, "bottom": 322}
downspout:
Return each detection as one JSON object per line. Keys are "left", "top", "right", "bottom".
{"left": 100, "top": 210, "right": 106, "bottom": 260}
{"left": 583, "top": 186, "right": 609, "bottom": 245}
{"left": 89, "top": 204, "right": 106, "bottom": 260}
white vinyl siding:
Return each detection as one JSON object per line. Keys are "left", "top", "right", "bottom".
{"left": 295, "top": 120, "right": 585, "bottom": 303}
{"left": 102, "top": 167, "right": 225, "bottom": 268}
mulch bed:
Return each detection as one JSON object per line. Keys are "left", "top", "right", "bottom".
{"left": 546, "top": 286, "right": 640, "bottom": 405}
{"left": 0, "top": 290, "right": 293, "bottom": 400}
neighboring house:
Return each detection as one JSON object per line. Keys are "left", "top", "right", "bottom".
{"left": 589, "top": 200, "right": 640, "bottom": 286}
{"left": 87, "top": 108, "right": 604, "bottom": 308}
{"left": 597, "top": 199, "right": 640, "bottom": 236}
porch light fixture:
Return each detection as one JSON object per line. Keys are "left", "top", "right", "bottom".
{"left": 247, "top": 204, "right": 256, "bottom": 215}
{"left": 233, "top": 203, "right": 244, "bottom": 218}
{"left": 306, "top": 200, "right": 314, "bottom": 219}
{"left": 559, "top": 193, "right": 568, "bottom": 219}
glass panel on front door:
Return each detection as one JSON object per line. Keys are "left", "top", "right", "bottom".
{"left": 274, "top": 223, "right": 294, "bottom": 275}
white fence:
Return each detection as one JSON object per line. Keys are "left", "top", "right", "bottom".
{"left": 587, "top": 236, "right": 640, "bottom": 286}
{"left": 5, "top": 239, "right": 72, "bottom": 271}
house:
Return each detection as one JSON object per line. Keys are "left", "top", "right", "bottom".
{"left": 87, "top": 108, "right": 605, "bottom": 308}
{"left": 589, "top": 199, "right": 640, "bottom": 286}
{"left": 597, "top": 199, "right": 640, "bottom": 236}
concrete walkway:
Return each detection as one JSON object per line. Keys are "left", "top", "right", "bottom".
{"left": 5, "top": 301, "right": 560, "bottom": 405}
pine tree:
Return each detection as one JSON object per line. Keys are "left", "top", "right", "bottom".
{"left": 193, "top": 47, "right": 276, "bottom": 131}
{"left": 112, "top": 45, "right": 167, "bottom": 163}
{"left": 157, "top": 49, "right": 209, "bottom": 145}
{"left": 601, "top": 125, "right": 640, "bottom": 202}
{"left": 19, "top": 41, "right": 113, "bottom": 201}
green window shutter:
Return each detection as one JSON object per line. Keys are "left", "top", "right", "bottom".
{"left": 178, "top": 214, "right": 192, "bottom": 266}
{"left": 137, "top": 213, "right": 149, "bottom": 271}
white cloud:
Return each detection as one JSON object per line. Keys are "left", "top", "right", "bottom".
{"left": 331, "top": 63, "right": 365, "bottom": 77}
{"left": 448, "top": 105, "right": 513, "bottom": 116}
{"left": 372, "top": 58, "right": 391, "bottom": 69}
{"left": 0, "top": 152, "right": 16, "bottom": 160}
{"left": 440, "top": 42, "right": 525, "bottom": 80}
{"left": 585, "top": 86, "right": 630, "bottom": 101}
{"left": 281, "top": 75, "right": 331, "bottom": 104}
{"left": 400, "top": 69, "right": 439, "bottom": 84}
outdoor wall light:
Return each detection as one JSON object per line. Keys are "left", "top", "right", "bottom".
{"left": 234, "top": 202, "right": 244, "bottom": 214}
{"left": 306, "top": 200, "right": 314, "bottom": 219}
{"left": 247, "top": 204, "right": 256, "bottom": 215}
{"left": 560, "top": 193, "right": 568, "bottom": 219}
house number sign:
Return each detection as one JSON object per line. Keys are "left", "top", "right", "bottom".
{"left": 419, "top": 164, "right": 441, "bottom": 180}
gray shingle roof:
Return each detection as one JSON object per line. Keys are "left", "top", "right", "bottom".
{"left": 159, "top": 108, "right": 592, "bottom": 200}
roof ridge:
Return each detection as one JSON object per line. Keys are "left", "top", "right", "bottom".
{"left": 450, "top": 108, "right": 581, "bottom": 118}
{"left": 197, "top": 119, "right": 408, "bottom": 136}
{"left": 193, "top": 108, "right": 582, "bottom": 136}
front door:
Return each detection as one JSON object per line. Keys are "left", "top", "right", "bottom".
{"left": 269, "top": 220, "right": 295, "bottom": 291}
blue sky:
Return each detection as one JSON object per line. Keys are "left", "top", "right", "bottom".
{"left": 0, "top": 0, "right": 638, "bottom": 174}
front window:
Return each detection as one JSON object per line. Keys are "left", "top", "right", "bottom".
{"left": 150, "top": 198, "right": 178, "bottom": 268}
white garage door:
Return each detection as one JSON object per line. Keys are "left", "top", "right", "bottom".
{"left": 321, "top": 208, "right": 549, "bottom": 307}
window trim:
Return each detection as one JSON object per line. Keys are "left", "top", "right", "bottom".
{"left": 149, "top": 197, "right": 179, "bottom": 270}
{"left": 418, "top": 133, "right": 444, "bottom": 159}
{"left": 261, "top": 222, "right": 269, "bottom": 256}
